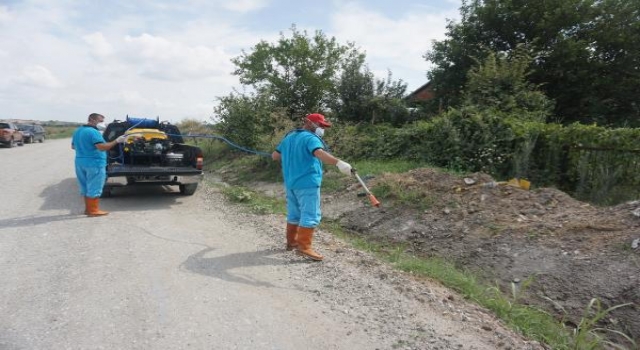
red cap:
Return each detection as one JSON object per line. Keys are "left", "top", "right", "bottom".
{"left": 306, "top": 113, "right": 331, "bottom": 127}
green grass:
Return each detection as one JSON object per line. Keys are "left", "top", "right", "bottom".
{"left": 370, "top": 180, "right": 437, "bottom": 210}
{"left": 201, "top": 142, "right": 282, "bottom": 184}
{"left": 571, "top": 299, "right": 637, "bottom": 350}
{"left": 215, "top": 183, "right": 286, "bottom": 215}
{"left": 44, "top": 125, "right": 77, "bottom": 139}
{"left": 392, "top": 255, "right": 572, "bottom": 348}
{"left": 351, "top": 159, "right": 427, "bottom": 176}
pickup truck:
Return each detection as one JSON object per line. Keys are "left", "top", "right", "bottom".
{"left": 102, "top": 117, "right": 204, "bottom": 196}
{"left": 0, "top": 122, "right": 25, "bottom": 148}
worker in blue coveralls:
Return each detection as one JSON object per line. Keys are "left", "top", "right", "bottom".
{"left": 71, "top": 113, "right": 125, "bottom": 216}
{"left": 272, "top": 113, "right": 353, "bottom": 261}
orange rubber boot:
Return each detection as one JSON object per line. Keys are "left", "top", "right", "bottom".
{"left": 296, "top": 227, "right": 323, "bottom": 261}
{"left": 286, "top": 223, "right": 299, "bottom": 251}
{"left": 86, "top": 197, "right": 109, "bottom": 217}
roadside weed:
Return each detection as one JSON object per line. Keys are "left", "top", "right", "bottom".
{"left": 350, "top": 159, "right": 426, "bottom": 175}
{"left": 371, "top": 178, "right": 436, "bottom": 210}
{"left": 222, "top": 186, "right": 253, "bottom": 203}
{"left": 571, "top": 299, "right": 636, "bottom": 350}
{"left": 321, "top": 173, "right": 346, "bottom": 193}
{"left": 219, "top": 185, "right": 286, "bottom": 215}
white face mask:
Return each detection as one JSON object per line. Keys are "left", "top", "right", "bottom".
{"left": 310, "top": 122, "right": 325, "bottom": 137}
{"left": 96, "top": 122, "right": 106, "bottom": 131}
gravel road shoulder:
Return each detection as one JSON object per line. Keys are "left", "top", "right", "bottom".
{"left": 201, "top": 182, "right": 544, "bottom": 350}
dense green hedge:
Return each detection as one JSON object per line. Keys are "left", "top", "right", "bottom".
{"left": 328, "top": 109, "right": 640, "bottom": 205}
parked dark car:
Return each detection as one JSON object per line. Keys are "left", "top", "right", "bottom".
{"left": 17, "top": 124, "right": 46, "bottom": 143}
{"left": 0, "top": 122, "right": 25, "bottom": 147}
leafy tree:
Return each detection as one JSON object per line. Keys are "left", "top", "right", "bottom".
{"left": 231, "top": 25, "right": 362, "bottom": 119}
{"left": 231, "top": 24, "right": 410, "bottom": 127}
{"left": 212, "top": 91, "right": 273, "bottom": 149}
{"left": 464, "top": 47, "right": 553, "bottom": 122}
{"left": 584, "top": 0, "right": 640, "bottom": 126}
{"left": 368, "top": 71, "right": 410, "bottom": 125}
{"left": 333, "top": 64, "right": 410, "bottom": 125}
{"left": 332, "top": 55, "right": 375, "bottom": 122}
{"left": 176, "top": 118, "right": 212, "bottom": 136}
{"left": 425, "top": 0, "right": 640, "bottom": 126}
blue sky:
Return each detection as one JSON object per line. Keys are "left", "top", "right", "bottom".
{"left": 0, "top": 0, "right": 461, "bottom": 123}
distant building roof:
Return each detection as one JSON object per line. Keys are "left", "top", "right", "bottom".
{"left": 407, "top": 81, "right": 435, "bottom": 102}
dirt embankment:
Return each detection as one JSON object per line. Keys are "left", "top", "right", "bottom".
{"left": 318, "top": 168, "right": 640, "bottom": 343}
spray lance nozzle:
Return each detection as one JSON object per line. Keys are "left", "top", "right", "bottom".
{"left": 352, "top": 169, "right": 381, "bottom": 208}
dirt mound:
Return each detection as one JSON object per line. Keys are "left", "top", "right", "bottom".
{"left": 328, "top": 168, "right": 640, "bottom": 342}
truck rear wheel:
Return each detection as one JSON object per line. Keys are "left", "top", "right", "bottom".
{"left": 179, "top": 184, "right": 198, "bottom": 195}
{"left": 101, "top": 187, "right": 112, "bottom": 198}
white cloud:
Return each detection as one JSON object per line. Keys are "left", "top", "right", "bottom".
{"left": 121, "top": 33, "right": 235, "bottom": 81}
{"left": 83, "top": 32, "right": 114, "bottom": 57}
{"left": 0, "top": 6, "right": 13, "bottom": 22}
{"left": 0, "top": 1, "right": 461, "bottom": 122}
{"left": 172, "top": 19, "right": 274, "bottom": 53}
{"left": 220, "top": 0, "right": 268, "bottom": 13}
{"left": 17, "top": 65, "right": 63, "bottom": 88}
{"left": 118, "top": 90, "right": 153, "bottom": 106}
{"left": 330, "top": 3, "right": 458, "bottom": 90}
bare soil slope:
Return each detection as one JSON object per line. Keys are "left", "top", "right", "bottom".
{"left": 320, "top": 168, "right": 639, "bottom": 342}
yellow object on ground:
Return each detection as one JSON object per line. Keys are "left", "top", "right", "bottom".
{"left": 506, "top": 178, "right": 531, "bottom": 190}
{"left": 454, "top": 178, "right": 531, "bottom": 192}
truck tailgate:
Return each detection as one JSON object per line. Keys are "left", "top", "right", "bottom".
{"left": 107, "top": 164, "right": 203, "bottom": 176}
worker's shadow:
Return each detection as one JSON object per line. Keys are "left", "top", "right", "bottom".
{"left": 180, "top": 247, "right": 306, "bottom": 289}
{"left": 39, "top": 177, "right": 83, "bottom": 211}
{"left": 0, "top": 178, "right": 86, "bottom": 229}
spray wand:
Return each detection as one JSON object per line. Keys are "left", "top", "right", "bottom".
{"left": 352, "top": 169, "right": 381, "bottom": 208}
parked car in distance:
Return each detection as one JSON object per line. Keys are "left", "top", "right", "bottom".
{"left": 0, "top": 122, "right": 25, "bottom": 147}
{"left": 17, "top": 124, "right": 46, "bottom": 143}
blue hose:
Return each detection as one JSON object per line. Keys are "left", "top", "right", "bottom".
{"left": 166, "top": 133, "right": 272, "bottom": 157}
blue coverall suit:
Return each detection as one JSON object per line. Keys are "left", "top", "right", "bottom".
{"left": 71, "top": 125, "right": 108, "bottom": 198}
{"left": 275, "top": 130, "right": 326, "bottom": 229}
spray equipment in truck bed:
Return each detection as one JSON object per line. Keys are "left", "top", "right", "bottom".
{"left": 122, "top": 128, "right": 170, "bottom": 156}
{"left": 119, "top": 115, "right": 184, "bottom": 144}
{"left": 123, "top": 128, "right": 167, "bottom": 141}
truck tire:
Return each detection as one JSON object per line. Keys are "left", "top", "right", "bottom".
{"left": 179, "top": 184, "right": 198, "bottom": 195}
{"left": 101, "top": 187, "right": 112, "bottom": 198}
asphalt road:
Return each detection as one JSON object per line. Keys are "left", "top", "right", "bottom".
{"left": 0, "top": 138, "right": 537, "bottom": 350}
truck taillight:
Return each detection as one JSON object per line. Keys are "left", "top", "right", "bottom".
{"left": 196, "top": 156, "right": 203, "bottom": 170}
